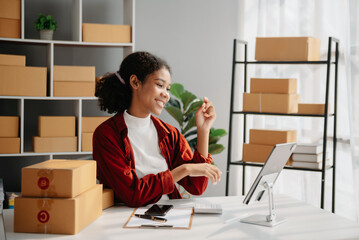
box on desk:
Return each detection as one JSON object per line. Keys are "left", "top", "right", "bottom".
{"left": 298, "top": 103, "right": 331, "bottom": 115}
{"left": 0, "top": 65, "right": 46, "bottom": 96}
{"left": 38, "top": 116, "right": 76, "bottom": 137}
{"left": 0, "top": 18, "right": 20, "bottom": 38}
{"left": 250, "top": 78, "right": 297, "bottom": 94}
{"left": 33, "top": 136, "right": 77, "bottom": 153}
{"left": 0, "top": 54, "right": 25, "bottom": 66}
{"left": 21, "top": 159, "right": 96, "bottom": 198}
{"left": 81, "top": 132, "right": 92, "bottom": 152}
{"left": 250, "top": 129, "right": 297, "bottom": 145}
{"left": 82, "top": 116, "right": 110, "bottom": 133}
{"left": 14, "top": 184, "right": 102, "bottom": 235}
{"left": 243, "top": 93, "right": 299, "bottom": 113}
{"left": 53, "top": 66, "right": 95, "bottom": 82}
{"left": 102, "top": 188, "right": 114, "bottom": 210}
{"left": 0, "top": 137, "right": 20, "bottom": 153}
{"left": 82, "top": 23, "right": 131, "bottom": 43}
{"left": 255, "top": 37, "right": 321, "bottom": 61}
{"left": 53, "top": 81, "right": 95, "bottom": 97}
{"left": 0, "top": 116, "right": 19, "bottom": 137}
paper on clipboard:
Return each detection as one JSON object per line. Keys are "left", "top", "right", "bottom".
{"left": 124, "top": 207, "right": 193, "bottom": 229}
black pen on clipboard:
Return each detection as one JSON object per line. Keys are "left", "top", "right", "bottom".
{"left": 134, "top": 214, "right": 167, "bottom": 223}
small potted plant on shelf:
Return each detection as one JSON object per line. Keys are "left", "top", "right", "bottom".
{"left": 34, "top": 14, "right": 57, "bottom": 40}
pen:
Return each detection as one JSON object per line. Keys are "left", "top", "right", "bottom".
{"left": 135, "top": 214, "right": 167, "bottom": 223}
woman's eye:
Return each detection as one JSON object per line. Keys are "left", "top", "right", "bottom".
{"left": 166, "top": 88, "right": 171, "bottom": 92}
{"left": 157, "top": 84, "right": 163, "bottom": 88}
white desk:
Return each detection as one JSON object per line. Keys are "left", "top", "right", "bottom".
{"left": 3, "top": 195, "right": 359, "bottom": 240}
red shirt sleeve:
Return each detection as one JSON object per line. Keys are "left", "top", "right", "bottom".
{"left": 164, "top": 126, "right": 213, "bottom": 196}
{"left": 93, "top": 121, "right": 175, "bottom": 207}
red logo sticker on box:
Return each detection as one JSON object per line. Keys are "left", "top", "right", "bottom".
{"left": 37, "top": 210, "right": 50, "bottom": 223}
{"left": 38, "top": 177, "right": 49, "bottom": 190}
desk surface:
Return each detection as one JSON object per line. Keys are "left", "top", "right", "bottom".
{"left": 3, "top": 195, "right": 359, "bottom": 240}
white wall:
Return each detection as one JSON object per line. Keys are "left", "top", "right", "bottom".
{"left": 135, "top": 0, "right": 240, "bottom": 196}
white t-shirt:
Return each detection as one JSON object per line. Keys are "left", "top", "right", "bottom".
{"left": 123, "top": 110, "right": 169, "bottom": 200}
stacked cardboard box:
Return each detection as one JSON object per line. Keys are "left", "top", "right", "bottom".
{"left": 0, "top": 53, "right": 47, "bottom": 96}
{"left": 243, "top": 129, "right": 296, "bottom": 164}
{"left": 291, "top": 143, "right": 329, "bottom": 169}
{"left": 33, "top": 116, "right": 77, "bottom": 152}
{"left": 298, "top": 103, "right": 331, "bottom": 115}
{"left": 255, "top": 37, "right": 321, "bottom": 61}
{"left": 81, "top": 116, "right": 110, "bottom": 152}
{"left": 53, "top": 65, "right": 96, "bottom": 97}
{"left": 82, "top": 23, "right": 131, "bottom": 43}
{"left": 0, "top": 116, "right": 20, "bottom": 153}
{"left": 243, "top": 78, "right": 300, "bottom": 113}
{"left": 0, "top": 0, "right": 21, "bottom": 38}
{"left": 14, "top": 159, "right": 103, "bottom": 235}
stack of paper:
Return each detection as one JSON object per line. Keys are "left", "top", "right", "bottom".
{"left": 291, "top": 143, "right": 329, "bottom": 169}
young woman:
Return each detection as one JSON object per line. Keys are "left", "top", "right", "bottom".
{"left": 93, "top": 51, "right": 222, "bottom": 207}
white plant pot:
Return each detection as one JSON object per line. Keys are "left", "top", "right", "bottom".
{"left": 40, "top": 30, "right": 54, "bottom": 40}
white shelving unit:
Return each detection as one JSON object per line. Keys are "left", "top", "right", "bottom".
{"left": 0, "top": 0, "right": 135, "bottom": 163}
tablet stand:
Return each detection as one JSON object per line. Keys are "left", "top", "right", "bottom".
{"left": 240, "top": 180, "right": 286, "bottom": 227}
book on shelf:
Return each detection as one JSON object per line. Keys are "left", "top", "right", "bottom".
{"left": 293, "top": 143, "right": 322, "bottom": 154}
{"left": 292, "top": 160, "right": 330, "bottom": 169}
{"left": 292, "top": 152, "right": 328, "bottom": 162}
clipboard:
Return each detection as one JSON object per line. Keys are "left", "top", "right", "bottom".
{"left": 123, "top": 207, "right": 194, "bottom": 229}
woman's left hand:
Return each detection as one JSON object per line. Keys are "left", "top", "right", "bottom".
{"left": 196, "top": 97, "right": 216, "bottom": 133}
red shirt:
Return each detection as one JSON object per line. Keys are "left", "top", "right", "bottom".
{"left": 92, "top": 113, "right": 213, "bottom": 207}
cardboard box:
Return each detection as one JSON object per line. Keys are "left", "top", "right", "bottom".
{"left": 38, "top": 116, "right": 76, "bottom": 137}
{"left": 0, "top": 65, "right": 46, "bottom": 96}
{"left": 0, "top": 18, "right": 20, "bottom": 38}
{"left": 0, "top": 137, "right": 20, "bottom": 153}
{"left": 14, "top": 184, "right": 102, "bottom": 235}
{"left": 53, "top": 66, "right": 96, "bottom": 82}
{"left": 82, "top": 116, "right": 110, "bottom": 133}
{"left": 33, "top": 136, "right": 78, "bottom": 153}
{"left": 298, "top": 103, "right": 331, "bottom": 115}
{"left": 81, "top": 132, "right": 93, "bottom": 152}
{"left": 250, "top": 78, "right": 297, "bottom": 94}
{"left": 82, "top": 23, "right": 131, "bottom": 43}
{"left": 0, "top": 0, "right": 21, "bottom": 19}
{"left": 242, "top": 143, "right": 274, "bottom": 163}
{"left": 53, "top": 81, "right": 95, "bottom": 97}
{"left": 255, "top": 37, "right": 321, "bottom": 61}
{"left": 249, "top": 129, "right": 297, "bottom": 145}
{"left": 0, "top": 116, "right": 19, "bottom": 137}
{"left": 243, "top": 93, "right": 299, "bottom": 113}
{"left": 0, "top": 54, "right": 25, "bottom": 66}
{"left": 21, "top": 159, "right": 96, "bottom": 198}
{"left": 102, "top": 188, "right": 114, "bottom": 210}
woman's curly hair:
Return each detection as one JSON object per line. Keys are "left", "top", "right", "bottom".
{"left": 95, "top": 51, "right": 171, "bottom": 114}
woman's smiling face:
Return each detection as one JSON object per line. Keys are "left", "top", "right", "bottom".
{"left": 128, "top": 67, "right": 171, "bottom": 117}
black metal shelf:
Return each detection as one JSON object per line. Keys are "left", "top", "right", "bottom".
{"left": 235, "top": 60, "right": 336, "bottom": 64}
{"left": 232, "top": 111, "right": 335, "bottom": 118}
{"left": 225, "top": 37, "right": 339, "bottom": 213}
{"left": 229, "top": 160, "right": 333, "bottom": 172}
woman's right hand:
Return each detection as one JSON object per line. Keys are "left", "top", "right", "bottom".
{"left": 171, "top": 163, "right": 222, "bottom": 185}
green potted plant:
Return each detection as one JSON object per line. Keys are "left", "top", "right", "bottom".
{"left": 165, "top": 83, "right": 227, "bottom": 156}
{"left": 34, "top": 14, "right": 57, "bottom": 40}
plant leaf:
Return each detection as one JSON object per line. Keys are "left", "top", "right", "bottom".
{"left": 182, "top": 115, "right": 196, "bottom": 134}
{"left": 184, "top": 129, "right": 197, "bottom": 139}
{"left": 185, "top": 100, "right": 203, "bottom": 117}
{"left": 181, "top": 90, "right": 197, "bottom": 111}
{"left": 210, "top": 128, "right": 228, "bottom": 137}
{"left": 165, "top": 106, "right": 183, "bottom": 127}
{"left": 209, "top": 135, "right": 220, "bottom": 144}
{"left": 166, "top": 98, "right": 181, "bottom": 109}
{"left": 184, "top": 111, "right": 195, "bottom": 123}
{"left": 209, "top": 144, "right": 225, "bottom": 155}
{"left": 170, "top": 83, "right": 184, "bottom": 100}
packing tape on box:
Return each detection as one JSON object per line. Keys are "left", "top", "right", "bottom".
{"left": 37, "top": 170, "right": 56, "bottom": 197}
{"left": 36, "top": 199, "right": 54, "bottom": 233}
{"left": 259, "top": 93, "right": 262, "bottom": 112}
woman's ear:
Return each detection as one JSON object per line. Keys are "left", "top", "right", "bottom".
{"left": 129, "top": 74, "right": 141, "bottom": 90}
